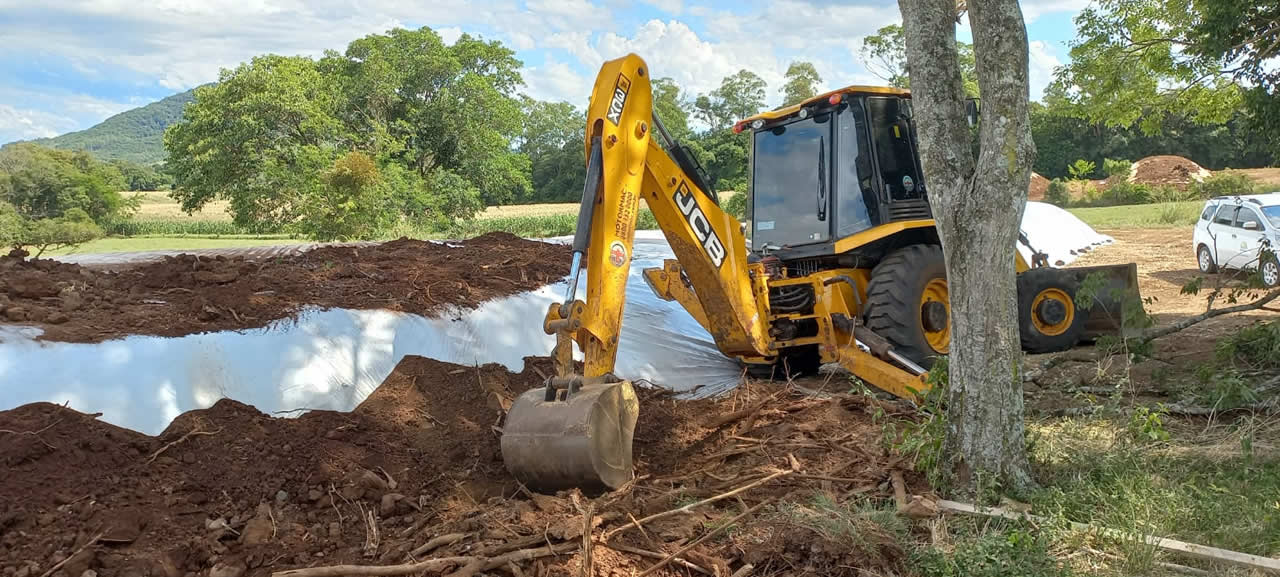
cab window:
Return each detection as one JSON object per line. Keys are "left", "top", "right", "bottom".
{"left": 1214, "top": 205, "right": 1237, "bottom": 226}
{"left": 835, "top": 105, "right": 873, "bottom": 236}
{"left": 1235, "top": 207, "right": 1264, "bottom": 229}
{"left": 866, "top": 97, "right": 922, "bottom": 202}
{"left": 1200, "top": 204, "right": 1217, "bottom": 221}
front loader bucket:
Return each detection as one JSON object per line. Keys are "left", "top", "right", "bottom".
{"left": 1061, "top": 263, "right": 1144, "bottom": 339}
{"left": 501, "top": 381, "right": 639, "bottom": 492}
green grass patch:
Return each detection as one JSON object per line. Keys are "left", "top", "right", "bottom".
{"left": 1029, "top": 416, "right": 1280, "bottom": 558}
{"left": 1068, "top": 201, "right": 1203, "bottom": 229}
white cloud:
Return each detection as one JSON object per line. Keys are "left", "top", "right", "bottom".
{"left": 0, "top": 104, "right": 75, "bottom": 142}
{"left": 437, "top": 26, "right": 463, "bottom": 45}
{"left": 522, "top": 57, "right": 592, "bottom": 103}
{"left": 1028, "top": 40, "right": 1062, "bottom": 100}
{"left": 1020, "top": 0, "right": 1088, "bottom": 24}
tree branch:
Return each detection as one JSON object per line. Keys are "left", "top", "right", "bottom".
{"left": 1140, "top": 289, "right": 1280, "bottom": 343}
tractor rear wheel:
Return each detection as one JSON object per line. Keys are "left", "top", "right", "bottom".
{"left": 864, "top": 244, "right": 949, "bottom": 369}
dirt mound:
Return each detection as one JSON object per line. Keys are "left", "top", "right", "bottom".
{"left": 0, "top": 356, "right": 918, "bottom": 577}
{"left": 0, "top": 232, "right": 570, "bottom": 343}
{"left": 1130, "top": 155, "right": 1212, "bottom": 190}
{"left": 1029, "top": 172, "right": 1050, "bottom": 201}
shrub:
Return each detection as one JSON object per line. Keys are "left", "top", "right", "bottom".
{"left": 23, "top": 208, "right": 104, "bottom": 256}
{"left": 1190, "top": 172, "right": 1259, "bottom": 199}
{"left": 1102, "top": 157, "right": 1132, "bottom": 179}
{"left": 724, "top": 191, "right": 748, "bottom": 220}
{"left": 1147, "top": 185, "right": 1199, "bottom": 203}
{"left": 1099, "top": 180, "right": 1152, "bottom": 206}
{"left": 1067, "top": 158, "right": 1096, "bottom": 180}
{"left": 1045, "top": 179, "right": 1071, "bottom": 206}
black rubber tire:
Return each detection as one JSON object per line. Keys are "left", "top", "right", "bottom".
{"left": 1261, "top": 254, "right": 1280, "bottom": 288}
{"left": 1197, "top": 244, "right": 1218, "bottom": 274}
{"left": 864, "top": 244, "right": 948, "bottom": 369}
{"left": 744, "top": 345, "right": 822, "bottom": 380}
{"left": 1017, "top": 268, "right": 1087, "bottom": 353}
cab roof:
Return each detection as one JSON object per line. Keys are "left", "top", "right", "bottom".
{"left": 735, "top": 85, "right": 911, "bottom": 132}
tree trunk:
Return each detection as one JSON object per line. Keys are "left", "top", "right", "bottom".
{"left": 899, "top": 0, "right": 1036, "bottom": 494}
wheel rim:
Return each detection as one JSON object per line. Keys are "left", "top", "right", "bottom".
{"left": 919, "top": 278, "right": 950, "bottom": 354}
{"left": 1264, "top": 261, "right": 1279, "bottom": 287}
{"left": 1031, "top": 288, "right": 1075, "bottom": 336}
{"left": 1199, "top": 248, "right": 1211, "bottom": 271}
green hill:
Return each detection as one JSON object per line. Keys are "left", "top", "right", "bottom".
{"left": 30, "top": 89, "right": 195, "bottom": 165}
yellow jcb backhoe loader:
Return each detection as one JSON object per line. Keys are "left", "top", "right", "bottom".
{"left": 500, "top": 53, "right": 1140, "bottom": 491}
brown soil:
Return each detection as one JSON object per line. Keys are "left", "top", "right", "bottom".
{"left": 0, "top": 356, "right": 915, "bottom": 577}
{"left": 1027, "top": 228, "right": 1273, "bottom": 407}
{"left": 1028, "top": 172, "right": 1050, "bottom": 201}
{"left": 1130, "top": 155, "right": 1211, "bottom": 190}
{"left": 0, "top": 233, "right": 570, "bottom": 343}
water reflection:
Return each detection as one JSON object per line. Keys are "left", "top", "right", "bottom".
{"left": 0, "top": 237, "right": 741, "bottom": 435}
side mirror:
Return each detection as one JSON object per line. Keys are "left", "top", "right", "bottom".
{"left": 965, "top": 98, "right": 980, "bottom": 127}
{"left": 1244, "top": 221, "right": 1260, "bottom": 230}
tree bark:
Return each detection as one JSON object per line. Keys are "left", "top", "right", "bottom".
{"left": 899, "top": 0, "right": 1036, "bottom": 493}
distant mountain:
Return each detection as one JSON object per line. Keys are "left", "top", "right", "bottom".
{"left": 30, "top": 89, "right": 196, "bottom": 165}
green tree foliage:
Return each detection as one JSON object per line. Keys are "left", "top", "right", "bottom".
{"left": 0, "top": 142, "right": 133, "bottom": 226}
{"left": 1054, "top": 0, "right": 1242, "bottom": 134}
{"left": 723, "top": 191, "right": 747, "bottom": 220}
{"left": 694, "top": 70, "right": 767, "bottom": 129}
{"left": 1030, "top": 94, "right": 1273, "bottom": 179}
{"left": 860, "top": 25, "right": 909, "bottom": 88}
{"left": 27, "top": 89, "right": 195, "bottom": 165}
{"left": 111, "top": 159, "right": 173, "bottom": 191}
{"left": 1051, "top": 0, "right": 1280, "bottom": 160}
{"left": 858, "top": 25, "right": 978, "bottom": 96}
{"left": 781, "top": 61, "right": 823, "bottom": 106}
{"left": 652, "top": 78, "right": 691, "bottom": 140}
{"left": 0, "top": 200, "right": 24, "bottom": 248}
{"left": 520, "top": 98, "right": 586, "bottom": 203}
{"left": 165, "top": 27, "right": 528, "bottom": 239}
{"left": 0, "top": 144, "right": 128, "bottom": 252}
{"left": 24, "top": 208, "right": 103, "bottom": 256}
{"left": 165, "top": 54, "right": 346, "bottom": 230}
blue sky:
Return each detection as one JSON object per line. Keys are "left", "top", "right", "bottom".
{"left": 0, "top": 0, "right": 1086, "bottom": 146}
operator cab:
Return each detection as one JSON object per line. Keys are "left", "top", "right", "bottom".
{"left": 737, "top": 87, "right": 934, "bottom": 264}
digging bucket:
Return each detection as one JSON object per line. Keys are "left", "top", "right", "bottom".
{"left": 1061, "top": 262, "right": 1144, "bottom": 339}
{"left": 501, "top": 380, "right": 639, "bottom": 492}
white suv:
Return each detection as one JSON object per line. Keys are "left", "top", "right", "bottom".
{"left": 1194, "top": 194, "right": 1280, "bottom": 287}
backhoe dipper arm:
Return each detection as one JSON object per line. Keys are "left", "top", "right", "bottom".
{"left": 546, "top": 53, "right": 771, "bottom": 380}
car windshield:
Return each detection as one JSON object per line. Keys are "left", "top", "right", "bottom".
{"left": 1263, "top": 205, "right": 1280, "bottom": 228}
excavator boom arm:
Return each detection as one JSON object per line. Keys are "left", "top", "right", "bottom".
{"left": 552, "top": 54, "right": 771, "bottom": 379}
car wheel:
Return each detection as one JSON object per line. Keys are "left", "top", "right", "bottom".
{"left": 1197, "top": 244, "right": 1218, "bottom": 274}
{"left": 1262, "top": 255, "right": 1279, "bottom": 288}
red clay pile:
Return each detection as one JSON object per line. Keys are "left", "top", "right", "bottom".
{"left": 0, "top": 356, "right": 922, "bottom": 577}
{"left": 1129, "top": 155, "right": 1211, "bottom": 190}
{"left": 0, "top": 232, "right": 570, "bottom": 343}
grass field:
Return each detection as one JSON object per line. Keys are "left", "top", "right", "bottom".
{"left": 1067, "top": 200, "right": 1203, "bottom": 229}
{"left": 63, "top": 191, "right": 1204, "bottom": 256}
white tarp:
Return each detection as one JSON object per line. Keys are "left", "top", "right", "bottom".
{"left": 1019, "top": 201, "right": 1114, "bottom": 267}
{"left": 1, "top": 202, "right": 1114, "bottom": 435}
{"left": 0, "top": 237, "right": 740, "bottom": 435}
